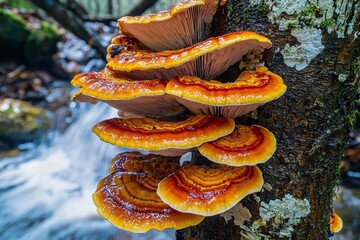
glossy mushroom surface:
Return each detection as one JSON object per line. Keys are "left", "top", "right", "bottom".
{"left": 118, "top": 0, "right": 217, "bottom": 51}
{"left": 92, "top": 114, "right": 235, "bottom": 156}
{"left": 93, "top": 153, "right": 204, "bottom": 233}
{"left": 71, "top": 69, "right": 184, "bottom": 118}
{"left": 330, "top": 212, "right": 343, "bottom": 233}
{"left": 165, "top": 66, "right": 286, "bottom": 118}
{"left": 198, "top": 125, "right": 276, "bottom": 166}
{"left": 107, "top": 32, "right": 272, "bottom": 80}
{"left": 157, "top": 163, "right": 263, "bottom": 216}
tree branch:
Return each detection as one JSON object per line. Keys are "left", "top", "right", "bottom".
{"left": 124, "top": 0, "right": 158, "bottom": 16}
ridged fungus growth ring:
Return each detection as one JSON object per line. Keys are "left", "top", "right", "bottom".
{"left": 157, "top": 163, "right": 264, "bottom": 216}
{"left": 198, "top": 125, "right": 276, "bottom": 166}
{"left": 92, "top": 114, "right": 235, "bottom": 156}
{"left": 106, "top": 32, "right": 272, "bottom": 80}
{"left": 93, "top": 172, "right": 205, "bottom": 233}
{"left": 165, "top": 66, "right": 286, "bottom": 118}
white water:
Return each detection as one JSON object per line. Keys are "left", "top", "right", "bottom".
{"left": 0, "top": 103, "right": 174, "bottom": 240}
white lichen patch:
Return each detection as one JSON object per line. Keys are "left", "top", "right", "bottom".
{"left": 250, "top": 194, "right": 311, "bottom": 238}
{"left": 248, "top": 0, "right": 359, "bottom": 71}
{"left": 281, "top": 27, "right": 324, "bottom": 71}
{"left": 338, "top": 73, "right": 348, "bottom": 82}
{"left": 250, "top": 0, "right": 359, "bottom": 38}
{"left": 262, "top": 182, "right": 273, "bottom": 191}
{"left": 220, "top": 203, "right": 252, "bottom": 226}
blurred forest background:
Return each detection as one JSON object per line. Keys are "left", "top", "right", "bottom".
{"left": 0, "top": 0, "right": 359, "bottom": 239}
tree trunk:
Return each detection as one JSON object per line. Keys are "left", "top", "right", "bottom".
{"left": 177, "top": 0, "right": 359, "bottom": 239}
{"left": 31, "top": 0, "right": 107, "bottom": 56}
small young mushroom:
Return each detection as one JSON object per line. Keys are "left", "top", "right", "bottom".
{"left": 93, "top": 163, "right": 204, "bottom": 233}
{"left": 330, "top": 212, "right": 343, "bottom": 233}
{"left": 118, "top": 0, "right": 218, "bottom": 51}
{"left": 157, "top": 163, "right": 263, "bottom": 216}
{"left": 165, "top": 66, "right": 286, "bottom": 118}
{"left": 92, "top": 114, "right": 235, "bottom": 156}
{"left": 71, "top": 68, "right": 184, "bottom": 118}
{"left": 107, "top": 32, "right": 272, "bottom": 80}
{"left": 106, "top": 34, "right": 147, "bottom": 62}
{"left": 109, "top": 151, "right": 180, "bottom": 174}
{"left": 198, "top": 125, "right": 276, "bottom": 166}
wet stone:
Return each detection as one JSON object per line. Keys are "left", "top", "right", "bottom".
{"left": 0, "top": 98, "right": 51, "bottom": 147}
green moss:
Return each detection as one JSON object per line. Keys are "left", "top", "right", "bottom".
{"left": 301, "top": 3, "right": 320, "bottom": 16}
{"left": 0, "top": 8, "right": 30, "bottom": 60}
{"left": 287, "top": 21, "right": 296, "bottom": 29}
{"left": 24, "top": 21, "right": 60, "bottom": 67}
{"left": 352, "top": 60, "right": 360, "bottom": 73}
{"left": 0, "top": 99, "right": 51, "bottom": 144}
{"left": 348, "top": 109, "right": 359, "bottom": 127}
{"left": 241, "top": 4, "right": 269, "bottom": 21}
{"left": 3, "top": 0, "right": 35, "bottom": 9}
{"left": 228, "top": 2, "right": 233, "bottom": 13}
{"left": 320, "top": 18, "right": 334, "bottom": 28}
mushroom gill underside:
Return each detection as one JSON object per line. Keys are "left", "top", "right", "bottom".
{"left": 71, "top": 0, "right": 286, "bottom": 233}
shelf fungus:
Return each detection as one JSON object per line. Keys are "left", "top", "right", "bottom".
{"left": 198, "top": 125, "right": 276, "bottom": 166}
{"left": 71, "top": 0, "right": 286, "bottom": 234}
{"left": 92, "top": 114, "right": 235, "bottom": 156}
{"left": 93, "top": 152, "right": 204, "bottom": 233}
{"left": 118, "top": 0, "right": 218, "bottom": 51}
{"left": 71, "top": 68, "right": 184, "bottom": 118}
{"left": 107, "top": 32, "right": 272, "bottom": 80}
{"left": 165, "top": 66, "right": 286, "bottom": 118}
{"left": 157, "top": 163, "right": 264, "bottom": 216}
{"left": 330, "top": 212, "right": 343, "bottom": 233}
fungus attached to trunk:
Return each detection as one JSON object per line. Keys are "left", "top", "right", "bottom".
{"left": 157, "top": 163, "right": 263, "bottom": 216}
{"left": 198, "top": 125, "right": 276, "bottom": 166}
{"left": 118, "top": 0, "right": 218, "bottom": 51}
{"left": 92, "top": 114, "right": 235, "bottom": 156}
{"left": 93, "top": 153, "right": 204, "bottom": 233}
{"left": 71, "top": 68, "right": 184, "bottom": 118}
{"left": 107, "top": 32, "right": 272, "bottom": 80}
{"left": 165, "top": 66, "right": 286, "bottom": 117}
{"left": 71, "top": 0, "right": 287, "bottom": 234}
{"left": 330, "top": 212, "right": 343, "bottom": 233}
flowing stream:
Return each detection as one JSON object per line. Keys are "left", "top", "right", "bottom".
{"left": 0, "top": 102, "right": 174, "bottom": 240}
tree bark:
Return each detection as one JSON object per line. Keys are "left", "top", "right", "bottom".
{"left": 177, "top": 0, "right": 359, "bottom": 239}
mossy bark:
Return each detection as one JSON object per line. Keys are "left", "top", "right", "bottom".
{"left": 177, "top": 0, "right": 359, "bottom": 239}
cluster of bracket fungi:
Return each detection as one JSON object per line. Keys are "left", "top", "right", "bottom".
{"left": 71, "top": 0, "right": 287, "bottom": 233}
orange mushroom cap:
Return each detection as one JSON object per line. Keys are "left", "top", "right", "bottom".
{"left": 165, "top": 66, "right": 286, "bottom": 118}
{"left": 92, "top": 114, "right": 235, "bottom": 156}
{"left": 109, "top": 151, "right": 180, "bottom": 174}
{"left": 93, "top": 170, "right": 204, "bottom": 233}
{"left": 118, "top": 0, "right": 218, "bottom": 51}
{"left": 330, "top": 212, "right": 343, "bottom": 233}
{"left": 157, "top": 163, "right": 263, "bottom": 216}
{"left": 198, "top": 125, "right": 276, "bottom": 166}
{"left": 71, "top": 68, "right": 184, "bottom": 118}
{"left": 107, "top": 32, "right": 272, "bottom": 80}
